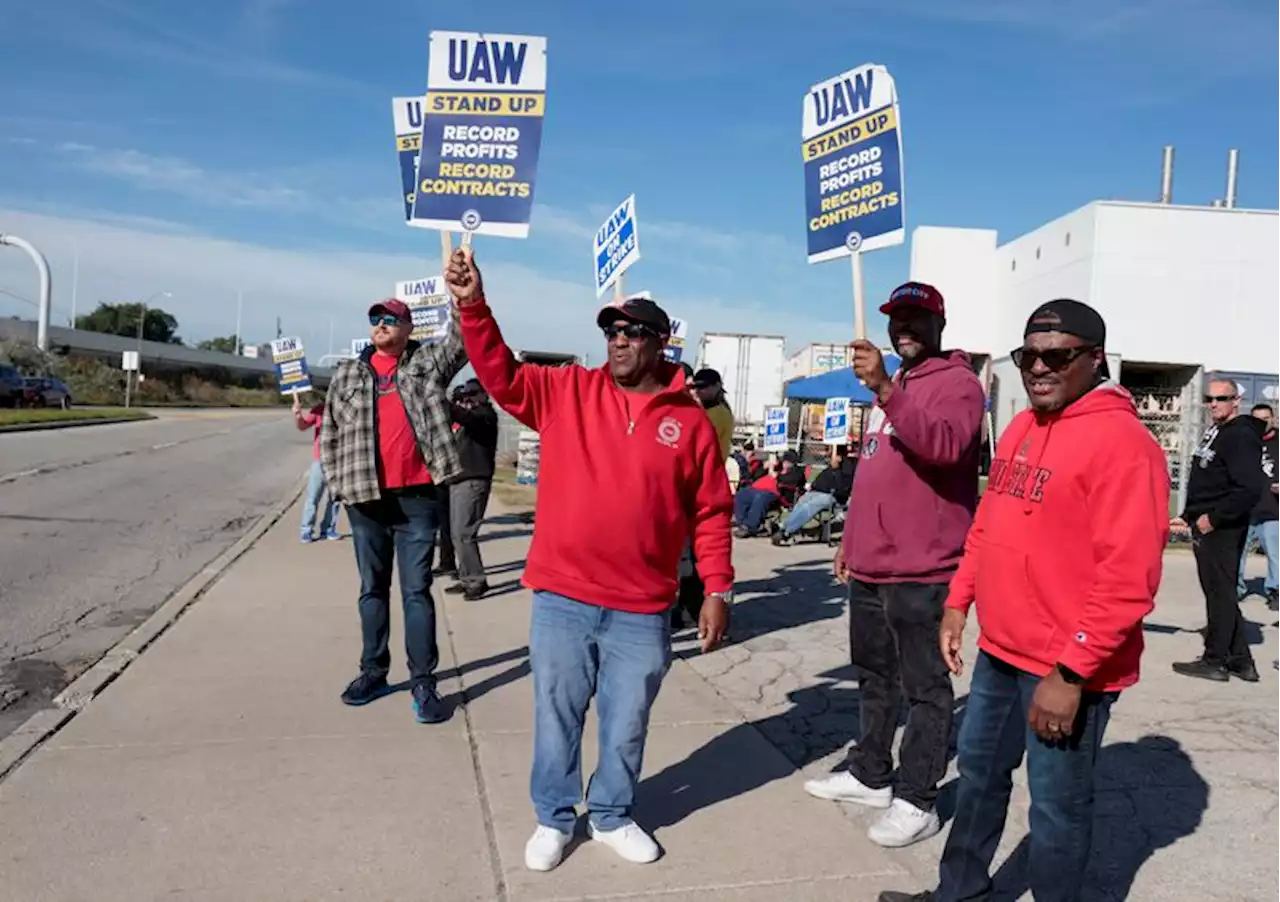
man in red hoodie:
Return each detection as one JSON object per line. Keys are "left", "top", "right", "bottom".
{"left": 877, "top": 300, "right": 1170, "bottom": 902}
{"left": 444, "top": 247, "right": 733, "bottom": 874}
{"left": 805, "top": 282, "right": 984, "bottom": 850}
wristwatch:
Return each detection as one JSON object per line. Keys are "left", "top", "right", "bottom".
{"left": 1056, "top": 663, "right": 1085, "bottom": 685}
{"left": 707, "top": 590, "right": 735, "bottom": 606}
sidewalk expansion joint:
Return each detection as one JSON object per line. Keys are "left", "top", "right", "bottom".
{"left": 439, "top": 594, "right": 509, "bottom": 902}
{"left": 532, "top": 869, "right": 908, "bottom": 900}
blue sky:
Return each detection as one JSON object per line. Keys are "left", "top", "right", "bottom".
{"left": 0, "top": 0, "right": 1276, "bottom": 359}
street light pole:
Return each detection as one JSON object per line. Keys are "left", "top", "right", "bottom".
{"left": 235, "top": 289, "right": 244, "bottom": 355}
{"left": 129, "top": 291, "right": 171, "bottom": 407}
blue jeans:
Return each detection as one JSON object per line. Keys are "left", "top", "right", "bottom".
{"left": 529, "top": 591, "right": 671, "bottom": 833}
{"left": 346, "top": 487, "right": 441, "bottom": 689}
{"left": 301, "top": 460, "right": 341, "bottom": 537}
{"left": 733, "top": 487, "right": 776, "bottom": 533}
{"left": 1238, "top": 519, "right": 1279, "bottom": 597}
{"left": 937, "top": 652, "right": 1115, "bottom": 902}
{"left": 782, "top": 490, "right": 835, "bottom": 536}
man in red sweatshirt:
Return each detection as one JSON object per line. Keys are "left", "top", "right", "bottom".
{"left": 444, "top": 247, "right": 733, "bottom": 874}
{"left": 878, "top": 300, "right": 1170, "bottom": 902}
{"left": 805, "top": 282, "right": 984, "bottom": 849}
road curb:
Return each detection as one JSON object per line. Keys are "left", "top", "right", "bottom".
{"left": 0, "top": 414, "right": 155, "bottom": 434}
{"left": 0, "top": 473, "right": 307, "bottom": 783}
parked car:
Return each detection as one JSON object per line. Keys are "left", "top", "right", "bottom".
{"left": 0, "top": 365, "right": 24, "bottom": 408}
{"left": 21, "top": 376, "right": 73, "bottom": 409}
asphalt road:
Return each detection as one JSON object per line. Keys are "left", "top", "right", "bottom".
{"left": 0, "top": 408, "right": 312, "bottom": 739}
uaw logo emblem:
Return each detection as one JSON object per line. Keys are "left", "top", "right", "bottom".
{"left": 656, "top": 416, "right": 683, "bottom": 449}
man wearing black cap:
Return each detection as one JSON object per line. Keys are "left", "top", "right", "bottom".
{"left": 442, "top": 378, "right": 499, "bottom": 601}
{"left": 691, "top": 368, "right": 735, "bottom": 459}
{"left": 445, "top": 247, "right": 734, "bottom": 873}
{"left": 320, "top": 297, "right": 467, "bottom": 724}
{"left": 878, "top": 299, "right": 1169, "bottom": 902}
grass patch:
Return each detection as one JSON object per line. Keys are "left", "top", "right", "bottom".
{"left": 491, "top": 466, "right": 536, "bottom": 510}
{"left": 0, "top": 407, "right": 153, "bottom": 427}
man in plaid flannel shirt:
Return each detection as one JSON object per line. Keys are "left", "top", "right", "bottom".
{"left": 321, "top": 298, "right": 467, "bottom": 724}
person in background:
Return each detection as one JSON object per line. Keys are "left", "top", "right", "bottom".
{"left": 691, "top": 368, "right": 735, "bottom": 459}
{"left": 877, "top": 299, "right": 1169, "bottom": 902}
{"left": 294, "top": 393, "right": 341, "bottom": 543}
{"left": 1173, "top": 379, "right": 1267, "bottom": 682}
{"left": 1238, "top": 403, "right": 1278, "bottom": 608}
{"left": 731, "top": 441, "right": 764, "bottom": 487}
{"left": 772, "top": 446, "right": 855, "bottom": 545}
{"left": 321, "top": 298, "right": 468, "bottom": 724}
{"left": 443, "top": 378, "right": 499, "bottom": 601}
{"left": 732, "top": 451, "right": 802, "bottom": 537}
{"left": 446, "top": 247, "right": 733, "bottom": 874}
{"left": 807, "top": 282, "right": 984, "bottom": 850}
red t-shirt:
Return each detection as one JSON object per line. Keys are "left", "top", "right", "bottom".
{"left": 370, "top": 351, "right": 432, "bottom": 490}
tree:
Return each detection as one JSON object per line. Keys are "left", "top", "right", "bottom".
{"left": 75, "top": 302, "right": 182, "bottom": 344}
{"left": 197, "top": 335, "right": 241, "bottom": 354}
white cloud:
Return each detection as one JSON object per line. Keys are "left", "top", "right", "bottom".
{"left": 0, "top": 207, "right": 855, "bottom": 361}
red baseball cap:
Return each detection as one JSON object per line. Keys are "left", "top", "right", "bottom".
{"left": 879, "top": 281, "right": 945, "bottom": 321}
{"left": 368, "top": 299, "right": 413, "bottom": 323}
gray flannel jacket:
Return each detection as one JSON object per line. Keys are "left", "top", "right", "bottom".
{"left": 320, "top": 316, "right": 468, "bottom": 505}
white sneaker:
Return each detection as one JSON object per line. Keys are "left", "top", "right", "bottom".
{"left": 803, "top": 771, "right": 893, "bottom": 808}
{"left": 588, "top": 821, "right": 661, "bottom": 864}
{"left": 524, "top": 825, "right": 571, "bottom": 872}
{"left": 867, "top": 798, "right": 941, "bottom": 848}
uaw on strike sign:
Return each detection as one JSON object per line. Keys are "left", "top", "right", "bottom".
{"left": 410, "top": 31, "right": 547, "bottom": 239}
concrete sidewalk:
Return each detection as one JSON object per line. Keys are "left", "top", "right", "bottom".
{"left": 0, "top": 501, "right": 906, "bottom": 902}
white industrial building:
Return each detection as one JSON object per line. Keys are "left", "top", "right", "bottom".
{"left": 908, "top": 150, "right": 1278, "bottom": 506}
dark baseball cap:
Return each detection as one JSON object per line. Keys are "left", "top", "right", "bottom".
{"left": 1023, "top": 299, "right": 1110, "bottom": 378}
{"left": 691, "top": 367, "right": 722, "bottom": 388}
{"left": 369, "top": 299, "right": 413, "bottom": 323}
{"left": 453, "top": 377, "right": 484, "bottom": 398}
{"left": 880, "top": 281, "right": 945, "bottom": 320}
{"left": 596, "top": 295, "right": 671, "bottom": 336}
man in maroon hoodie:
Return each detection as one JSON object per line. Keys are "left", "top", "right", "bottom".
{"left": 805, "top": 282, "right": 984, "bottom": 849}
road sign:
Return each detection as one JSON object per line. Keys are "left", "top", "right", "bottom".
{"left": 823, "top": 397, "right": 850, "bottom": 444}
{"left": 763, "top": 406, "right": 789, "bottom": 451}
{"left": 409, "top": 31, "right": 548, "bottom": 239}
{"left": 121, "top": 350, "right": 139, "bottom": 371}
{"left": 802, "top": 62, "right": 905, "bottom": 264}
{"left": 593, "top": 194, "right": 641, "bottom": 297}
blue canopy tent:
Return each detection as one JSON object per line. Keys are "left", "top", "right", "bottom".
{"left": 784, "top": 354, "right": 902, "bottom": 403}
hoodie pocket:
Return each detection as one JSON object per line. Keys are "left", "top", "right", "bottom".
{"left": 974, "top": 540, "right": 1061, "bottom": 663}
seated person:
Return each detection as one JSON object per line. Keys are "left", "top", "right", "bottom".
{"left": 733, "top": 452, "right": 803, "bottom": 537}
{"left": 774, "top": 448, "right": 856, "bottom": 543}
{"left": 731, "top": 441, "right": 766, "bottom": 488}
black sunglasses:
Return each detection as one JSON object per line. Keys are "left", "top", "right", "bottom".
{"left": 603, "top": 322, "right": 659, "bottom": 342}
{"left": 369, "top": 313, "right": 403, "bottom": 327}
{"left": 1011, "top": 345, "right": 1096, "bottom": 372}
{"left": 1204, "top": 393, "right": 1239, "bottom": 403}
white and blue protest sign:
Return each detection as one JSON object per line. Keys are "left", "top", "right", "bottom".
{"left": 763, "top": 406, "right": 789, "bottom": 451}
{"left": 802, "top": 63, "right": 905, "bottom": 264}
{"left": 271, "top": 337, "right": 312, "bottom": 395}
{"left": 410, "top": 31, "right": 547, "bottom": 239}
{"left": 593, "top": 194, "right": 641, "bottom": 297}
{"left": 392, "top": 96, "right": 424, "bottom": 221}
{"left": 395, "top": 276, "right": 451, "bottom": 344}
{"left": 823, "top": 397, "right": 850, "bottom": 444}
{"left": 663, "top": 315, "right": 688, "bottom": 363}
{"left": 351, "top": 338, "right": 372, "bottom": 356}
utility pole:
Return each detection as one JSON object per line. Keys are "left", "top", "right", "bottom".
{"left": 235, "top": 289, "right": 244, "bottom": 355}
{"left": 276, "top": 316, "right": 282, "bottom": 339}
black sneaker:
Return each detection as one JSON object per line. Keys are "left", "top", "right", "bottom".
{"left": 878, "top": 892, "right": 933, "bottom": 902}
{"left": 1228, "top": 657, "right": 1260, "bottom": 683}
{"left": 1171, "top": 657, "right": 1229, "bottom": 682}
{"left": 412, "top": 684, "right": 450, "bottom": 724}
{"left": 443, "top": 583, "right": 467, "bottom": 595}
{"left": 341, "top": 672, "right": 389, "bottom": 706}
{"left": 463, "top": 583, "right": 490, "bottom": 601}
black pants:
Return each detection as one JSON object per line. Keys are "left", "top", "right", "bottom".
{"left": 346, "top": 486, "right": 441, "bottom": 689}
{"left": 450, "top": 478, "right": 492, "bottom": 589}
{"left": 845, "top": 579, "right": 954, "bottom": 811}
{"left": 435, "top": 487, "right": 455, "bottom": 572}
{"left": 1193, "top": 522, "right": 1253, "bottom": 663}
